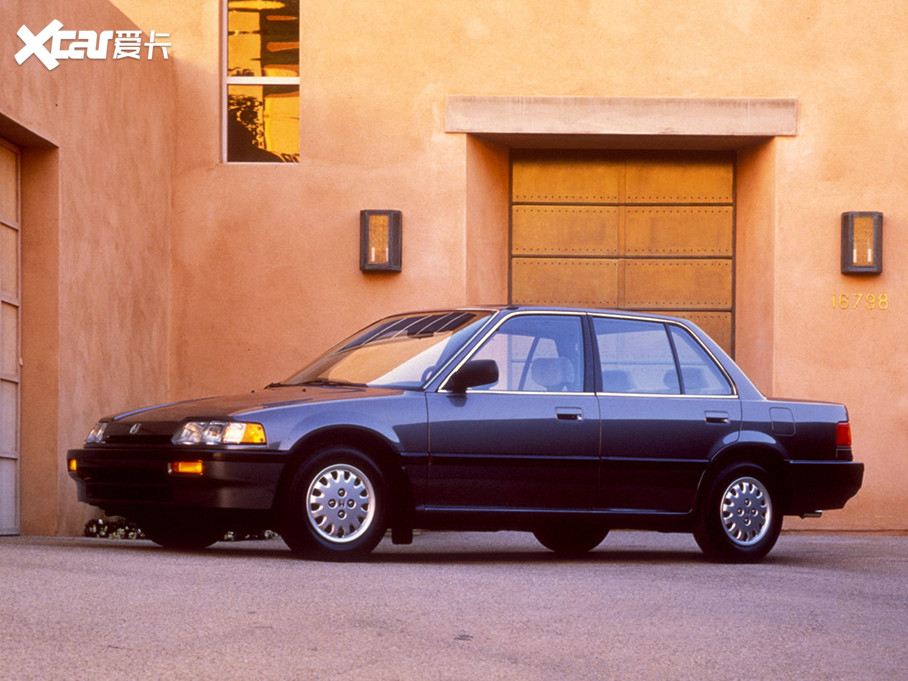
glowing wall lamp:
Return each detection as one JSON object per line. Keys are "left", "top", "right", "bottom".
{"left": 360, "top": 210, "right": 402, "bottom": 272}
{"left": 841, "top": 212, "right": 883, "bottom": 275}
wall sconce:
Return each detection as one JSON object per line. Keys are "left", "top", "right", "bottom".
{"left": 360, "top": 210, "right": 402, "bottom": 272}
{"left": 841, "top": 212, "right": 883, "bottom": 275}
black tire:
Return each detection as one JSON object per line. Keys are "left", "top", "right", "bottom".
{"left": 142, "top": 520, "right": 224, "bottom": 550}
{"left": 693, "top": 463, "right": 782, "bottom": 563}
{"left": 533, "top": 524, "right": 609, "bottom": 556}
{"left": 282, "top": 446, "right": 388, "bottom": 560}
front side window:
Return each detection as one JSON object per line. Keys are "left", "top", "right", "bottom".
{"left": 224, "top": 0, "right": 300, "bottom": 162}
{"left": 469, "top": 315, "right": 585, "bottom": 392}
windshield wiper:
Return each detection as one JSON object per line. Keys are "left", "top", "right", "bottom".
{"left": 298, "top": 378, "right": 367, "bottom": 388}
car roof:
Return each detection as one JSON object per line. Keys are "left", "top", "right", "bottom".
{"left": 363, "top": 305, "right": 761, "bottom": 400}
{"left": 388, "top": 305, "right": 696, "bottom": 324}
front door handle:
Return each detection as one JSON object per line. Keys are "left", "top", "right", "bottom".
{"left": 705, "top": 411, "right": 730, "bottom": 424}
{"left": 556, "top": 407, "right": 584, "bottom": 422}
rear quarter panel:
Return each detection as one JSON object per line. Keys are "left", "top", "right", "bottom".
{"left": 739, "top": 398, "right": 848, "bottom": 461}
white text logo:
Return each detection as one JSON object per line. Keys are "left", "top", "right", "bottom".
{"left": 15, "top": 20, "right": 170, "bottom": 70}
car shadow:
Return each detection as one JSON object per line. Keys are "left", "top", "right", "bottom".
{"left": 367, "top": 547, "right": 707, "bottom": 565}
{"left": 66, "top": 534, "right": 819, "bottom": 567}
{"left": 71, "top": 536, "right": 704, "bottom": 564}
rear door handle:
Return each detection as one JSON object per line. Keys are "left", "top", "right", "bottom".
{"left": 705, "top": 411, "right": 730, "bottom": 424}
{"left": 556, "top": 407, "right": 584, "bottom": 422}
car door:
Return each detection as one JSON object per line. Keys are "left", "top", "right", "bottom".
{"left": 592, "top": 316, "right": 741, "bottom": 513}
{"left": 425, "top": 312, "right": 600, "bottom": 510}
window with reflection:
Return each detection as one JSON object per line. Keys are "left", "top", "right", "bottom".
{"left": 225, "top": 0, "right": 300, "bottom": 162}
{"left": 593, "top": 317, "right": 734, "bottom": 396}
{"left": 470, "top": 315, "right": 585, "bottom": 393}
{"left": 668, "top": 326, "right": 734, "bottom": 395}
{"left": 594, "top": 317, "right": 680, "bottom": 395}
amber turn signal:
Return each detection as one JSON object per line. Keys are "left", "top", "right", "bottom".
{"left": 170, "top": 460, "right": 204, "bottom": 475}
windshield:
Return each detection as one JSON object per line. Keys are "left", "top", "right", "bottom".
{"left": 282, "top": 311, "right": 494, "bottom": 389}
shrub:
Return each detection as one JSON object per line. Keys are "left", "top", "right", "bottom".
{"left": 84, "top": 517, "right": 278, "bottom": 542}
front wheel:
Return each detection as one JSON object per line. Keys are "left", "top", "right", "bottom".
{"left": 693, "top": 464, "right": 782, "bottom": 563}
{"left": 282, "top": 446, "right": 388, "bottom": 560}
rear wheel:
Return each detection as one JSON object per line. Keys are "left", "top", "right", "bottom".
{"left": 693, "top": 463, "right": 782, "bottom": 563}
{"left": 282, "top": 446, "right": 388, "bottom": 560}
{"left": 533, "top": 524, "right": 609, "bottom": 556}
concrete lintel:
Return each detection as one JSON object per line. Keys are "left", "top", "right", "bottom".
{"left": 0, "top": 112, "right": 59, "bottom": 149}
{"left": 446, "top": 96, "right": 798, "bottom": 138}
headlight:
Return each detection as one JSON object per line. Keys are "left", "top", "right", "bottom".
{"left": 85, "top": 422, "right": 108, "bottom": 444}
{"left": 172, "top": 421, "right": 267, "bottom": 446}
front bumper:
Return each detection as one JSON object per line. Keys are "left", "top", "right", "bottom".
{"left": 67, "top": 446, "right": 286, "bottom": 514}
{"left": 783, "top": 460, "right": 864, "bottom": 515}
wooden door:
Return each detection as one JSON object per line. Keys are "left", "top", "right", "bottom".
{"left": 510, "top": 151, "right": 735, "bottom": 354}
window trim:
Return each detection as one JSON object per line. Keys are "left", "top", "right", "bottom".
{"left": 225, "top": 77, "right": 299, "bottom": 86}
{"left": 437, "top": 309, "right": 738, "bottom": 397}
{"left": 666, "top": 322, "right": 735, "bottom": 397}
{"left": 221, "top": 0, "right": 301, "bottom": 164}
{"left": 589, "top": 312, "right": 738, "bottom": 398}
{"left": 437, "top": 310, "right": 593, "bottom": 395}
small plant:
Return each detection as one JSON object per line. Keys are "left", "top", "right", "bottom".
{"left": 84, "top": 517, "right": 144, "bottom": 540}
{"left": 84, "top": 517, "right": 278, "bottom": 542}
{"left": 222, "top": 529, "right": 279, "bottom": 542}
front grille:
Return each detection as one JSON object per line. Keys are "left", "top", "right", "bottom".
{"left": 104, "top": 434, "right": 173, "bottom": 446}
{"left": 101, "top": 421, "right": 179, "bottom": 446}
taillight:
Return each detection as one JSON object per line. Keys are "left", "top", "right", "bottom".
{"left": 836, "top": 421, "right": 852, "bottom": 447}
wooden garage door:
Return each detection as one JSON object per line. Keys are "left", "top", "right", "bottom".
{"left": 510, "top": 151, "right": 735, "bottom": 354}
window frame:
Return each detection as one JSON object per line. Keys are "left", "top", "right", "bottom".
{"left": 439, "top": 311, "right": 594, "bottom": 395}
{"left": 0, "top": 137, "right": 21, "bottom": 535}
{"left": 667, "top": 324, "right": 736, "bottom": 396}
{"left": 589, "top": 313, "right": 737, "bottom": 398}
{"left": 221, "top": 0, "right": 301, "bottom": 164}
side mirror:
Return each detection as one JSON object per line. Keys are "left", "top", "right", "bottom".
{"left": 446, "top": 359, "right": 499, "bottom": 393}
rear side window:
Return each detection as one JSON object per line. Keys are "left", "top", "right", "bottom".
{"left": 594, "top": 318, "right": 680, "bottom": 394}
{"left": 593, "top": 317, "right": 734, "bottom": 396}
{"left": 668, "top": 325, "right": 734, "bottom": 395}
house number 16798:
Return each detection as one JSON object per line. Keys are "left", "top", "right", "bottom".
{"left": 833, "top": 293, "right": 889, "bottom": 310}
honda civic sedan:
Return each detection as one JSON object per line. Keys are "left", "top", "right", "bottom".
{"left": 68, "top": 306, "right": 863, "bottom": 562}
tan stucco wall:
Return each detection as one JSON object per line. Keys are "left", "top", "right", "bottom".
{"left": 5, "top": 1, "right": 907, "bottom": 532}
{"left": 177, "top": 1, "right": 908, "bottom": 529}
{"left": 2, "top": 0, "right": 175, "bottom": 534}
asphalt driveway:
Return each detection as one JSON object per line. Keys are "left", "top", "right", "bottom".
{"left": 1, "top": 531, "right": 905, "bottom": 681}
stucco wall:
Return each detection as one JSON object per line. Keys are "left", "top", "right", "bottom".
{"left": 121, "top": 0, "right": 906, "bottom": 529}
{"left": 1, "top": 0, "right": 175, "bottom": 533}
{"left": 7, "top": 0, "right": 906, "bottom": 531}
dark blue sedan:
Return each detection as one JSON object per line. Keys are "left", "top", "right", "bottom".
{"left": 68, "top": 306, "right": 863, "bottom": 562}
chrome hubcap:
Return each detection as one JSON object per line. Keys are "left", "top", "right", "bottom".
{"left": 307, "top": 464, "right": 375, "bottom": 543}
{"left": 720, "top": 476, "right": 771, "bottom": 546}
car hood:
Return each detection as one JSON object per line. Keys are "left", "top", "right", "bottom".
{"left": 105, "top": 385, "right": 406, "bottom": 423}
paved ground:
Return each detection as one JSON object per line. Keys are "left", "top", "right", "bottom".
{"left": 1, "top": 531, "right": 906, "bottom": 681}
